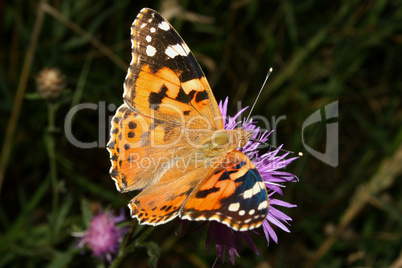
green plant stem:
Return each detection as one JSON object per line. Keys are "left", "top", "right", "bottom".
{"left": 46, "top": 102, "right": 59, "bottom": 223}
{"left": 110, "top": 225, "right": 155, "bottom": 268}
{"left": 121, "top": 220, "right": 137, "bottom": 250}
{"left": 71, "top": 57, "right": 92, "bottom": 110}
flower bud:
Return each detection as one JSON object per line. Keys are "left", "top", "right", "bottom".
{"left": 35, "top": 68, "right": 66, "bottom": 99}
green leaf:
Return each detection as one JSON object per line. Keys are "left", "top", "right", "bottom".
{"left": 46, "top": 248, "right": 79, "bottom": 268}
{"left": 80, "top": 198, "right": 92, "bottom": 227}
{"left": 138, "top": 241, "right": 160, "bottom": 268}
{"left": 25, "top": 92, "right": 43, "bottom": 100}
{"left": 52, "top": 195, "right": 73, "bottom": 239}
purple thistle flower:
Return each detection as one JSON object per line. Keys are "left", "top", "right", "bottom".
{"left": 74, "top": 209, "right": 128, "bottom": 262}
{"left": 205, "top": 97, "right": 298, "bottom": 264}
{"left": 206, "top": 222, "right": 259, "bottom": 266}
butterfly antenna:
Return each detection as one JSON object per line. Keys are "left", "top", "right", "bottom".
{"left": 250, "top": 139, "right": 303, "bottom": 156}
{"left": 245, "top": 68, "right": 273, "bottom": 123}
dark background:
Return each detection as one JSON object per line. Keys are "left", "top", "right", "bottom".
{"left": 1, "top": 0, "right": 401, "bottom": 267}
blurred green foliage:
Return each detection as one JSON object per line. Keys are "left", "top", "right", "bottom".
{"left": 0, "top": 0, "right": 401, "bottom": 267}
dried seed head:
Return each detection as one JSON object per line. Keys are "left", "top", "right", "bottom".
{"left": 35, "top": 68, "right": 66, "bottom": 99}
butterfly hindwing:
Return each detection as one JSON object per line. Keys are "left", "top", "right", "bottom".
{"left": 124, "top": 8, "right": 223, "bottom": 130}
{"left": 180, "top": 151, "right": 269, "bottom": 231}
{"left": 128, "top": 161, "right": 208, "bottom": 225}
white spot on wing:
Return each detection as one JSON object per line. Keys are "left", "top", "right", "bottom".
{"left": 150, "top": 27, "right": 156, "bottom": 33}
{"left": 146, "top": 35, "right": 152, "bottom": 42}
{"left": 129, "top": 55, "right": 136, "bottom": 66}
{"left": 141, "top": 23, "right": 146, "bottom": 29}
{"left": 240, "top": 226, "right": 248, "bottom": 231}
{"left": 146, "top": 45, "right": 156, "bottom": 57}
{"left": 249, "top": 209, "right": 255, "bottom": 215}
{"left": 158, "top": 21, "right": 170, "bottom": 31}
{"left": 165, "top": 43, "right": 190, "bottom": 58}
{"left": 239, "top": 210, "right": 245, "bottom": 216}
{"left": 128, "top": 203, "right": 133, "bottom": 215}
{"left": 258, "top": 200, "right": 268, "bottom": 210}
{"left": 243, "top": 189, "right": 253, "bottom": 199}
{"left": 164, "top": 47, "right": 177, "bottom": 58}
{"left": 183, "top": 43, "right": 190, "bottom": 54}
{"left": 209, "top": 215, "right": 221, "bottom": 221}
{"left": 228, "top": 202, "right": 240, "bottom": 212}
{"left": 243, "top": 182, "right": 261, "bottom": 199}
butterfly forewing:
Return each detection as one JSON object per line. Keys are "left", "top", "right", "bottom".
{"left": 124, "top": 8, "right": 223, "bottom": 130}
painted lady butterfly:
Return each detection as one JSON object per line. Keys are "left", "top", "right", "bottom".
{"left": 107, "top": 8, "right": 268, "bottom": 231}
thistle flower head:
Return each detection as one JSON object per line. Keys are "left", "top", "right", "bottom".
{"left": 206, "top": 97, "right": 299, "bottom": 265}
{"left": 35, "top": 68, "right": 66, "bottom": 99}
{"left": 75, "top": 209, "right": 128, "bottom": 262}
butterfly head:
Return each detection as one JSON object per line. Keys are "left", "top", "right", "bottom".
{"left": 234, "top": 128, "right": 253, "bottom": 148}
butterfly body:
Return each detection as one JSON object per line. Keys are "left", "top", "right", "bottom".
{"left": 107, "top": 8, "right": 268, "bottom": 231}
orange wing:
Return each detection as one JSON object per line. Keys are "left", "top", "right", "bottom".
{"left": 127, "top": 160, "right": 208, "bottom": 225}
{"left": 124, "top": 8, "right": 223, "bottom": 130}
{"left": 108, "top": 104, "right": 187, "bottom": 192}
{"left": 108, "top": 8, "right": 225, "bottom": 192}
